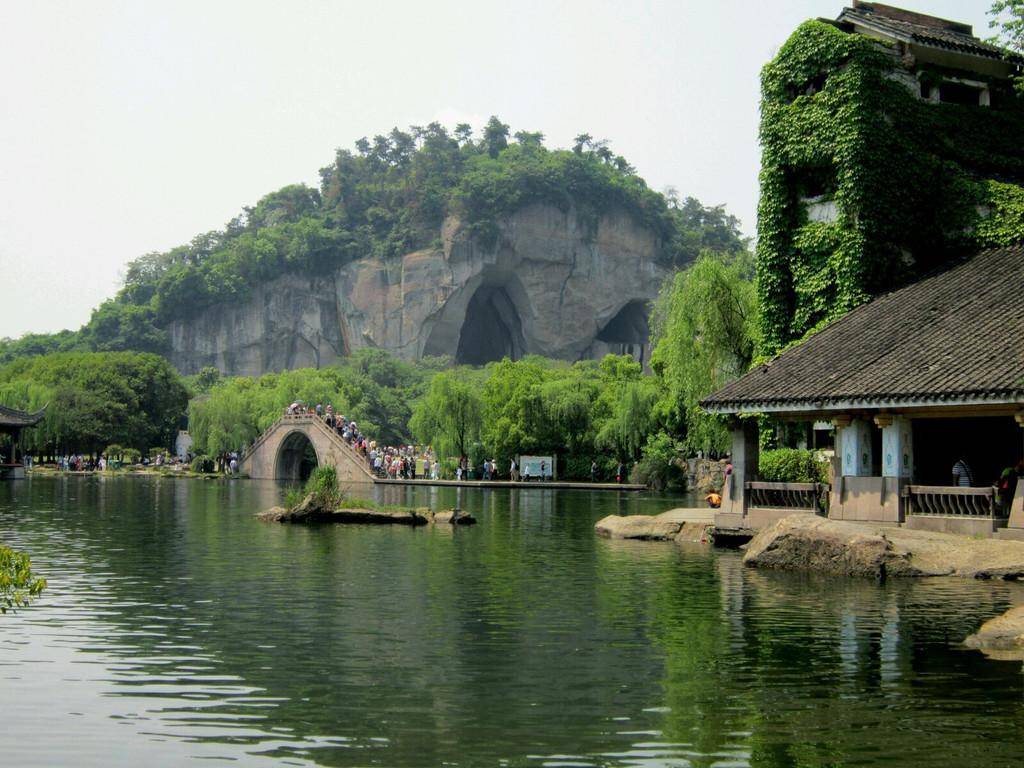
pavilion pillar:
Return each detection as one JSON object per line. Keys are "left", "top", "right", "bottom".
{"left": 878, "top": 414, "right": 912, "bottom": 522}
{"left": 1008, "top": 413, "right": 1024, "bottom": 531}
{"left": 721, "top": 418, "right": 758, "bottom": 518}
{"left": 879, "top": 415, "right": 912, "bottom": 479}
{"left": 840, "top": 418, "right": 873, "bottom": 477}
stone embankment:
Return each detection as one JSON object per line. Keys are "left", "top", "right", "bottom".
{"left": 258, "top": 494, "right": 476, "bottom": 526}
{"left": 743, "top": 515, "right": 1024, "bottom": 579}
{"left": 595, "top": 509, "right": 715, "bottom": 544}
{"left": 964, "top": 606, "right": 1024, "bottom": 660}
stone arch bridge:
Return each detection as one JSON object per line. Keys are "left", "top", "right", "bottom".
{"left": 240, "top": 414, "right": 376, "bottom": 482}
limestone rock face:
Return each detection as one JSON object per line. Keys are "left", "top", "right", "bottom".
{"left": 964, "top": 606, "right": 1024, "bottom": 660}
{"left": 168, "top": 204, "right": 668, "bottom": 375}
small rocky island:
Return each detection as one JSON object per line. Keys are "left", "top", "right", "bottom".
{"left": 257, "top": 467, "right": 476, "bottom": 527}
{"left": 258, "top": 495, "right": 475, "bottom": 526}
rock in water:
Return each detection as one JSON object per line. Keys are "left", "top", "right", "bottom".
{"left": 256, "top": 506, "right": 290, "bottom": 522}
{"left": 595, "top": 509, "right": 714, "bottom": 542}
{"left": 432, "top": 510, "right": 477, "bottom": 526}
{"left": 595, "top": 514, "right": 683, "bottom": 541}
{"left": 964, "top": 606, "right": 1024, "bottom": 660}
{"left": 256, "top": 497, "right": 430, "bottom": 525}
{"left": 742, "top": 515, "right": 914, "bottom": 578}
{"left": 742, "top": 515, "right": 1024, "bottom": 579}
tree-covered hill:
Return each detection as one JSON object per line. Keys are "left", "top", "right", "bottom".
{"left": 1, "top": 117, "right": 746, "bottom": 364}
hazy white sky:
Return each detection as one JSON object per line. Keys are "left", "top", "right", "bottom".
{"left": 0, "top": 0, "right": 994, "bottom": 339}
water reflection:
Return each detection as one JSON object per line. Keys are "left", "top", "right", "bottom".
{"left": 0, "top": 476, "right": 1022, "bottom": 767}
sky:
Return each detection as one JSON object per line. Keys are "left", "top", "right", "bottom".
{"left": 0, "top": 0, "right": 996, "bottom": 339}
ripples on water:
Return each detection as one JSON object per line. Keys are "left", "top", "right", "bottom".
{"left": 1, "top": 476, "right": 1023, "bottom": 767}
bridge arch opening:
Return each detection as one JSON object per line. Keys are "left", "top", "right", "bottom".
{"left": 455, "top": 286, "right": 525, "bottom": 365}
{"left": 276, "top": 431, "right": 319, "bottom": 482}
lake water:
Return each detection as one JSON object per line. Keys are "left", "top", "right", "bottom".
{"left": 1, "top": 476, "right": 1023, "bottom": 767}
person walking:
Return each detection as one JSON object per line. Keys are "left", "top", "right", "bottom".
{"left": 616, "top": 461, "right": 624, "bottom": 484}
{"left": 590, "top": 460, "right": 598, "bottom": 483}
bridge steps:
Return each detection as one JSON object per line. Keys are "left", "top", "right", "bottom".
{"left": 240, "top": 414, "right": 376, "bottom": 481}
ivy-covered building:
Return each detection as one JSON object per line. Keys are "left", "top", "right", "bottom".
{"left": 758, "top": 1, "right": 1024, "bottom": 354}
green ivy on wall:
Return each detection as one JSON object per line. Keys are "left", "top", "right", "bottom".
{"left": 757, "top": 20, "right": 1024, "bottom": 355}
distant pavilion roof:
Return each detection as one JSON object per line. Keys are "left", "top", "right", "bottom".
{"left": 702, "top": 245, "right": 1024, "bottom": 415}
{"left": 835, "top": 2, "right": 1024, "bottom": 64}
{"left": 0, "top": 404, "right": 46, "bottom": 430}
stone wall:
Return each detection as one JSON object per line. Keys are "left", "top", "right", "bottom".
{"left": 686, "top": 458, "right": 729, "bottom": 493}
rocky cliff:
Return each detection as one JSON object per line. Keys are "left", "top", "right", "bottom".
{"left": 168, "top": 204, "right": 669, "bottom": 376}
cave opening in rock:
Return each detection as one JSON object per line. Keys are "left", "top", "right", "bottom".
{"left": 595, "top": 300, "right": 651, "bottom": 364}
{"left": 276, "top": 431, "right": 319, "bottom": 482}
{"left": 455, "top": 286, "right": 525, "bottom": 365}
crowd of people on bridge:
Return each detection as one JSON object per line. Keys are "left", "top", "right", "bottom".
{"left": 285, "top": 401, "right": 631, "bottom": 484}
{"left": 287, "top": 401, "right": 433, "bottom": 479}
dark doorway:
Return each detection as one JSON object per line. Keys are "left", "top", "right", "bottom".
{"left": 912, "top": 417, "right": 1021, "bottom": 486}
{"left": 276, "top": 431, "right": 319, "bottom": 482}
{"left": 596, "top": 301, "right": 650, "bottom": 364}
{"left": 455, "top": 287, "right": 525, "bottom": 365}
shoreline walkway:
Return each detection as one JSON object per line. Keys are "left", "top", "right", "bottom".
{"left": 372, "top": 477, "right": 647, "bottom": 491}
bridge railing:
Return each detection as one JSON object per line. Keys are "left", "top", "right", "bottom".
{"left": 745, "top": 481, "right": 830, "bottom": 516}
{"left": 902, "top": 485, "right": 1003, "bottom": 517}
{"left": 242, "top": 412, "right": 376, "bottom": 480}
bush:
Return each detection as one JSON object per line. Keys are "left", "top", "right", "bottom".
{"left": 633, "top": 432, "right": 687, "bottom": 490}
{"left": 304, "top": 466, "right": 341, "bottom": 508}
{"left": 190, "top": 455, "right": 215, "bottom": 473}
{"left": 284, "top": 486, "right": 304, "bottom": 509}
{"left": 0, "top": 545, "right": 46, "bottom": 613}
{"left": 562, "top": 455, "right": 594, "bottom": 481}
{"left": 759, "top": 448, "right": 828, "bottom": 484}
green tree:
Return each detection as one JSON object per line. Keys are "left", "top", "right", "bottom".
{"left": 650, "top": 251, "right": 759, "bottom": 455}
{"left": 481, "top": 116, "right": 510, "bottom": 158}
{"left": 990, "top": 1, "right": 1024, "bottom": 92}
{"left": 409, "top": 369, "right": 483, "bottom": 459}
{"left": 0, "top": 352, "right": 189, "bottom": 456}
{"left": 595, "top": 378, "right": 659, "bottom": 461}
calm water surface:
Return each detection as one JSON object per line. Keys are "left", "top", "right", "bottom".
{"left": 1, "top": 476, "right": 1023, "bottom": 767}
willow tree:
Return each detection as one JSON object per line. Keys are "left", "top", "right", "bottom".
{"left": 651, "top": 251, "right": 759, "bottom": 455}
{"left": 409, "top": 369, "right": 483, "bottom": 460}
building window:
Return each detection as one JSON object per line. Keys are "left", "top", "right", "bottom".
{"left": 939, "top": 81, "right": 984, "bottom": 106}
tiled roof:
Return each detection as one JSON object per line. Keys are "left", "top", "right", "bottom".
{"left": 702, "top": 245, "right": 1024, "bottom": 413}
{"left": 838, "top": 2, "right": 1024, "bottom": 63}
{"left": 0, "top": 403, "right": 46, "bottom": 429}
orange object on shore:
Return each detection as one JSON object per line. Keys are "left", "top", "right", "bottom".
{"left": 705, "top": 492, "right": 722, "bottom": 508}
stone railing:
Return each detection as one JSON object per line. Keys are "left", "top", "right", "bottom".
{"left": 746, "top": 481, "right": 830, "bottom": 515}
{"left": 903, "top": 485, "right": 1002, "bottom": 517}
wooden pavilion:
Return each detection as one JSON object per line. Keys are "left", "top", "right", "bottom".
{"left": 701, "top": 245, "right": 1024, "bottom": 539}
{"left": 0, "top": 404, "right": 45, "bottom": 479}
